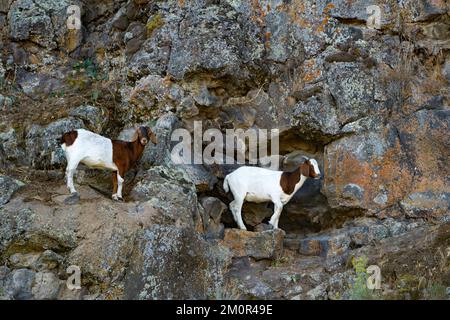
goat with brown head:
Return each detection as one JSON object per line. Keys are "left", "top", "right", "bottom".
{"left": 132, "top": 126, "right": 158, "bottom": 146}
{"left": 300, "top": 158, "right": 321, "bottom": 179}
{"left": 111, "top": 126, "right": 158, "bottom": 201}
{"left": 60, "top": 126, "right": 158, "bottom": 204}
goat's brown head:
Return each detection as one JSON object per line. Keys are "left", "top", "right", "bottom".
{"left": 133, "top": 126, "right": 158, "bottom": 146}
{"left": 300, "top": 158, "right": 321, "bottom": 179}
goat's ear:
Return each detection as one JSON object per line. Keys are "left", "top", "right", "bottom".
{"left": 146, "top": 127, "right": 158, "bottom": 144}
{"left": 150, "top": 131, "right": 158, "bottom": 144}
{"left": 300, "top": 162, "right": 310, "bottom": 177}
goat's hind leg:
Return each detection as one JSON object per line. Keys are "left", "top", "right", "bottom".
{"left": 229, "top": 197, "right": 247, "bottom": 231}
{"left": 228, "top": 200, "right": 238, "bottom": 222}
{"left": 65, "top": 157, "right": 80, "bottom": 194}
{"left": 111, "top": 171, "right": 119, "bottom": 201}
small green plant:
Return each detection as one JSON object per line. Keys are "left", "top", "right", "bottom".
{"left": 271, "top": 256, "right": 288, "bottom": 267}
{"left": 73, "top": 59, "right": 99, "bottom": 80}
{"left": 146, "top": 14, "right": 164, "bottom": 37}
{"left": 147, "top": 119, "right": 157, "bottom": 127}
{"left": 91, "top": 90, "right": 101, "bottom": 104}
{"left": 290, "top": 274, "right": 300, "bottom": 283}
{"left": 68, "top": 59, "right": 107, "bottom": 90}
{"left": 49, "top": 90, "right": 65, "bottom": 98}
{"left": 396, "top": 274, "right": 421, "bottom": 295}
{"left": 348, "top": 256, "right": 377, "bottom": 300}
{"left": 331, "top": 291, "right": 341, "bottom": 300}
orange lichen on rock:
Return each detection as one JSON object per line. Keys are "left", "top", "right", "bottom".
{"left": 302, "top": 59, "right": 322, "bottom": 83}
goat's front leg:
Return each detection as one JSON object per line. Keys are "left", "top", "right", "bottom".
{"left": 64, "top": 160, "right": 80, "bottom": 205}
{"left": 112, "top": 170, "right": 124, "bottom": 201}
{"left": 65, "top": 160, "right": 79, "bottom": 194}
{"left": 269, "top": 201, "right": 283, "bottom": 229}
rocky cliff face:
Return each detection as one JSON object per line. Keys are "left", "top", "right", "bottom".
{"left": 0, "top": 0, "right": 449, "bottom": 300}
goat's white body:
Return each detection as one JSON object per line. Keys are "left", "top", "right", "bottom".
{"left": 226, "top": 167, "right": 300, "bottom": 204}
{"left": 61, "top": 129, "right": 123, "bottom": 199}
{"left": 62, "top": 129, "right": 117, "bottom": 170}
{"left": 223, "top": 166, "right": 308, "bottom": 230}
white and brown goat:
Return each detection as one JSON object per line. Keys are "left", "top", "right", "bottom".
{"left": 60, "top": 127, "right": 157, "bottom": 201}
{"left": 223, "top": 158, "right": 321, "bottom": 230}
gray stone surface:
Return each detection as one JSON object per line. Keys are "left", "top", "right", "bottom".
{"left": 69, "top": 105, "right": 108, "bottom": 133}
{"left": 25, "top": 118, "right": 84, "bottom": 168}
{"left": 8, "top": 0, "right": 82, "bottom": 50}
{"left": 124, "top": 225, "right": 231, "bottom": 299}
{"left": 0, "top": 175, "right": 24, "bottom": 207}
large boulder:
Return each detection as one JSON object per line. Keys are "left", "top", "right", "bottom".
{"left": 220, "top": 229, "right": 285, "bottom": 260}
{"left": 326, "top": 62, "right": 377, "bottom": 126}
{"left": 297, "top": 217, "right": 423, "bottom": 258}
{"left": 322, "top": 107, "right": 448, "bottom": 218}
{"left": 166, "top": 4, "right": 263, "bottom": 81}
{"left": 68, "top": 105, "right": 108, "bottom": 133}
{"left": 25, "top": 118, "right": 84, "bottom": 169}
{"left": 0, "top": 128, "right": 26, "bottom": 166}
{"left": 292, "top": 95, "right": 340, "bottom": 143}
{"left": 396, "top": 110, "right": 449, "bottom": 218}
{"left": 199, "top": 197, "right": 227, "bottom": 239}
{"left": 352, "top": 222, "right": 450, "bottom": 299}
{"left": 8, "top": 0, "right": 83, "bottom": 51}
{"left": 127, "top": 0, "right": 304, "bottom": 82}
{"left": 1, "top": 265, "right": 63, "bottom": 300}
{"left": 1, "top": 268, "right": 35, "bottom": 300}
{"left": 0, "top": 181, "right": 233, "bottom": 299}
{"left": 124, "top": 225, "right": 231, "bottom": 299}
{"left": 0, "top": 189, "right": 122, "bottom": 297}
{"left": 399, "top": 0, "right": 448, "bottom": 22}
{"left": 0, "top": 197, "right": 79, "bottom": 254}
{"left": 130, "top": 165, "right": 201, "bottom": 229}
{"left": 15, "top": 70, "right": 65, "bottom": 98}
{"left": 323, "top": 124, "right": 414, "bottom": 214}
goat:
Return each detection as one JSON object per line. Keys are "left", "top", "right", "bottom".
{"left": 60, "top": 126, "right": 157, "bottom": 202}
{"left": 223, "top": 158, "right": 321, "bottom": 230}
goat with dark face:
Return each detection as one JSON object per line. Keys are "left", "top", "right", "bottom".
{"left": 60, "top": 126, "right": 158, "bottom": 202}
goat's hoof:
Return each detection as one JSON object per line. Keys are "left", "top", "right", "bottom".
{"left": 64, "top": 193, "right": 80, "bottom": 205}
{"left": 112, "top": 195, "right": 124, "bottom": 202}
{"left": 266, "top": 223, "right": 277, "bottom": 231}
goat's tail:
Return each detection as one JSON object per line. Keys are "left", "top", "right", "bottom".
{"left": 223, "top": 175, "right": 230, "bottom": 193}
